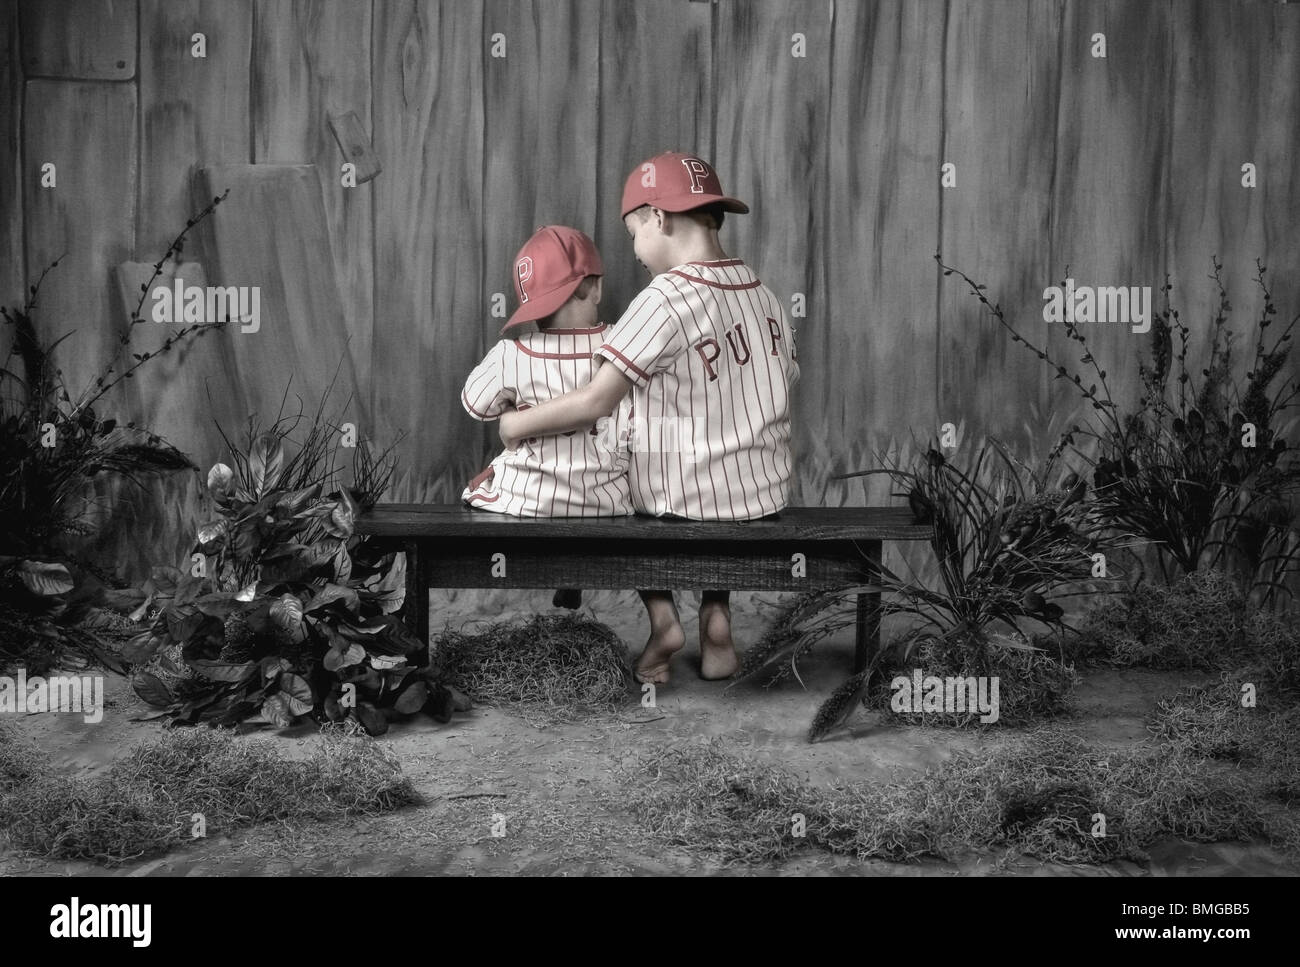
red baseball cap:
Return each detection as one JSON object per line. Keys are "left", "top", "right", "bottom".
{"left": 620, "top": 151, "right": 749, "bottom": 219}
{"left": 502, "top": 226, "right": 604, "bottom": 333}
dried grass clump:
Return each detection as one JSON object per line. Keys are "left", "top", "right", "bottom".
{"left": 860, "top": 634, "right": 1080, "bottom": 730}
{"left": 0, "top": 724, "right": 417, "bottom": 865}
{"left": 434, "top": 612, "right": 631, "bottom": 725}
{"left": 1152, "top": 679, "right": 1300, "bottom": 806}
{"left": 615, "top": 729, "right": 1291, "bottom": 868}
{"left": 1079, "top": 570, "right": 1254, "bottom": 669}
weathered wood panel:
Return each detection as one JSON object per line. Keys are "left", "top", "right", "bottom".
{"left": 23, "top": 80, "right": 137, "bottom": 408}
{"left": 822, "top": 0, "right": 946, "bottom": 509}
{"left": 371, "top": 0, "right": 485, "bottom": 502}
{"left": 138, "top": 0, "right": 252, "bottom": 258}
{"left": 19, "top": 0, "right": 136, "bottom": 79}
{"left": 1165, "top": 0, "right": 1300, "bottom": 404}
{"left": 595, "top": 0, "right": 712, "bottom": 321}
{"left": 23, "top": 79, "right": 149, "bottom": 579}
{"left": 1045, "top": 0, "right": 1173, "bottom": 428}
{"left": 712, "top": 0, "right": 831, "bottom": 507}
{"left": 420, "top": 540, "right": 881, "bottom": 591}
{"left": 359, "top": 503, "right": 932, "bottom": 541}
{"left": 252, "top": 0, "right": 373, "bottom": 404}
{"left": 479, "top": 0, "right": 600, "bottom": 470}
{"left": 937, "top": 0, "right": 1059, "bottom": 458}
{"left": 0, "top": 0, "right": 22, "bottom": 311}
{"left": 136, "top": 0, "right": 252, "bottom": 462}
{"left": 194, "top": 164, "right": 363, "bottom": 450}
{"left": 1258, "top": 3, "right": 1300, "bottom": 348}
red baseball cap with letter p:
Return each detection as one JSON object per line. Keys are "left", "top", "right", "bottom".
{"left": 620, "top": 151, "right": 750, "bottom": 219}
{"left": 502, "top": 225, "right": 604, "bottom": 333}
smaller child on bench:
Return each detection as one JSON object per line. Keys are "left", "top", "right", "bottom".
{"left": 461, "top": 226, "right": 633, "bottom": 608}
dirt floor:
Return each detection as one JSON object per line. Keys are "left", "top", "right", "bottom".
{"left": 3, "top": 588, "right": 1297, "bottom": 876}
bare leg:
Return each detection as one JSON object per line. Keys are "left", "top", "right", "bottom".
{"left": 634, "top": 590, "right": 686, "bottom": 684}
{"left": 698, "top": 589, "right": 739, "bottom": 680}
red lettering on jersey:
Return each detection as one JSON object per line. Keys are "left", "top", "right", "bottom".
{"left": 725, "top": 325, "right": 751, "bottom": 365}
{"left": 681, "top": 157, "right": 710, "bottom": 194}
{"left": 766, "top": 317, "right": 782, "bottom": 356}
{"left": 694, "top": 337, "right": 722, "bottom": 381}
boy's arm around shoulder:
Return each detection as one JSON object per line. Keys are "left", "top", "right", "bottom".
{"left": 462, "top": 341, "right": 514, "bottom": 422}
{"left": 499, "top": 361, "right": 632, "bottom": 449}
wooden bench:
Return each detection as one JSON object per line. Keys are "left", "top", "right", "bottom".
{"left": 356, "top": 505, "right": 933, "bottom": 674}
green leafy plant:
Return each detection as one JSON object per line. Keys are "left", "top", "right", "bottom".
{"left": 124, "top": 402, "right": 461, "bottom": 735}
{"left": 733, "top": 439, "right": 1111, "bottom": 740}
{"left": 935, "top": 252, "right": 1300, "bottom": 602}
{"left": 0, "top": 194, "right": 229, "bottom": 672}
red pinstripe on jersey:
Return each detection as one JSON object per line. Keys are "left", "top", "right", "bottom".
{"left": 595, "top": 260, "right": 800, "bottom": 521}
{"left": 460, "top": 325, "right": 633, "bottom": 517}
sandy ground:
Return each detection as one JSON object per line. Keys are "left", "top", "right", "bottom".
{"left": 2, "top": 588, "right": 1297, "bottom": 877}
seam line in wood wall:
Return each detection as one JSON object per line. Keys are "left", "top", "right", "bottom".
{"left": 132, "top": 0, "right": 141, "bottom": 261}
{"left": 16, "top": 0, "right": 27, "bottom": 307}
{"left": 935, "top": 0, "right": 950, "bottom": 433}
{"left": 478, "top": 1, "right": 488, "bottom": 373}
{"left": 369, "top": 0, "right": 376, "bottom": 398}
{"left": 707, "top": 0, "right": 717, "bottom": 164}
{"left": 248, "top": 0, "right": 257, "bottom": 164}
{"left": 594, "top": 0, "right": 603, "bottom": 245}
{"left": 823, "top": 0, "right": 835, "bottom": 427}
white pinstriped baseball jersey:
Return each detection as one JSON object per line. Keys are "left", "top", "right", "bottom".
{"left": 594, "top": 259, "right": 799, "bottom": 521}
{"left": 461, "top": 325, "right": 633, "bottom": 517}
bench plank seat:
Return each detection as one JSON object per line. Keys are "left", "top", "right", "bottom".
{"left": 357, "top": 505, "right": 932, "bottom": 674}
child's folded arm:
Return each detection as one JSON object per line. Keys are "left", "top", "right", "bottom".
{"left": 462, "top": 342, "right": 514, "bottom": 421}
{"left": 499, "top": 362, "right": 631, "bottom": 448}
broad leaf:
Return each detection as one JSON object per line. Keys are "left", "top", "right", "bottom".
{"left": 196, "top": 519, "right": 227, "bottom": 549}
{"left": 323, "top": 642, "right": 365, "bottom": 672}
{"left": 304, "top": 582, "right": 359, "bottom": 614}
{"left": 324, "top": 490, "right": 357, "bottom": 539}
{"left": 189, "top": 659, "right": 257, "bottom": 682}
{"left": 207, "top": 463, "right": 235, "bottom": 502}
{"left": 353, "top": 703, "right": 388, "bottom": 736}
{"left": 248, "top": 433, "right": 285, "bottom": 497}
{"left": 18, "top": 560, "right": 74, "bottom": 596}
{"left": 132, "top": 671, "right": 176, "bottom": 708}
{"left": 259, "top": 693, "right": 293, "bottom": 729}
{"left": 192, "top": 592, "right": 246, "bottom": 619}
{"left": 127, "top": 592, "right": 155, "bottom": 623}
{"left": 393, "top": 680, "right": 428, "bottom": 715}
{"left": 260, "top": 656, "right": 291, "bottom": 679}
{"left": 122, "top": 632, "right": 166, "bottom": 664}
{"left": 278, "top": 672, "right": 315, "bottom": 716}
{"left": 270, "top": 593, "right": 304, "bottom": 633}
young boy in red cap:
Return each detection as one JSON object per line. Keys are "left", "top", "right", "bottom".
{"left": 499, "top": 153, "right": 800, "bottom": 684}
{"left": 461, "top": 225, "right": 632, "bottom": 519}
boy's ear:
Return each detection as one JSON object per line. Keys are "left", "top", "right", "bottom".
{"left": 592, "top": 276, "right": 603, "bottom": 305}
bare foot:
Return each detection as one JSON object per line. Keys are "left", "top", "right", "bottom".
{"left": 698, "top": 602, "right": 739, "bottom": 680}
{"left": 634, "top": 623, "right": 686, "bottom": 684}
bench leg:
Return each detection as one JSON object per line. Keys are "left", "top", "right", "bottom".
{"left": 853, "top": 541, "right": 882, "bottom": 675}
{"left": 402, "top": 540, "right": 430, "bottom": 667}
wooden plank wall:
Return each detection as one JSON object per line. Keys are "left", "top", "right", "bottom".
{"left": 2, "top": 0, "right": 1298, "bottom": 585}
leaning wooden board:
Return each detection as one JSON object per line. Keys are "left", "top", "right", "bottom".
{"left": 194, "top": 164, "right": 367, "bottom": 438}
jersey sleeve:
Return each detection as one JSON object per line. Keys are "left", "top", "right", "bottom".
{"left": 461, "top": 342, "right": 515, "bottom": 421}
{"left": 594, "top": 286, "right": 685, "bottom": 388}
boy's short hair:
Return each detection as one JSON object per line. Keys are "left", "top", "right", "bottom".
{"left": 629, "top": 202, "right": 725, "bottom": 232}
{"left": 530, "top": 274, "right": 601, "bottom": 332}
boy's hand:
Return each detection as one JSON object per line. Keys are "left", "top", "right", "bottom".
{"left": 499, "top": 410, "right": 522, "bottom": 450}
